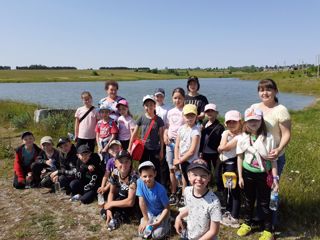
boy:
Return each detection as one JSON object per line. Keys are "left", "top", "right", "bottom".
{"left": 136, "top": 161, "right": 170, "bottom": 239}
{"left": 13, "top": 131, "right": 41, "bottom": 189}
{"left": 175, "top": 159, "right": 221, "bottom": 240}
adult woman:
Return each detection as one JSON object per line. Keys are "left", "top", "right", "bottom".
{"left": 251, "top": 78, "right": 291, "bottom": 176}
{"left": 98, "top": 80, "right": 125, "bottom": 121}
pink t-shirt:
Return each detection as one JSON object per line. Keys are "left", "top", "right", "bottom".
{"left": 75, "top": 106, "right": 99, "bottom": 139}
{"left": 117, "top": 115, "right": 136, "bottom": 141}
{"left": 95, "top": 119, "right": 119, "bottom": 140}
{"left": 166, "top": 107, "right": 185, "bottom": 140}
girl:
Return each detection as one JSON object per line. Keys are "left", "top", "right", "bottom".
{"left": 129, "top": 95, "right": 164, "bottom": 183}
{"left": 163, "top": 87, "right": 185, "bottom": 205}
{"left": 75, "top": 91, "right": 99, "bottom": 153}
{"left": 218, "top": 110, "right": 242, "bottom": 228}
{"left": 173, "top": 104, "right": 200, "bottom": 206}
{"left": 236, "top": 108, "right": 278, "bottom": 240}
{"left": 116, "top": 99, "right": 136, "bottom": 150}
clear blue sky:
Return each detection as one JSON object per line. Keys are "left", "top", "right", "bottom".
{"left": 1, "top": 0, "right": 319, "bottom": 69}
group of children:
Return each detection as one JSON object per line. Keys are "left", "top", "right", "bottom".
{"left": 13, "top": 77, "right": 281, "bottom": 240}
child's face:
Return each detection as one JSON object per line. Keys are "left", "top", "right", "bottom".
{"left": 59, "top": 142, "right": 71, "bottom": 154}
{"left": 144, "top": 100, "right": 156, "bottom": 114}
{"left": 22, "top": 135, "right": 35, "bottom": 147}
{"left": 82, "top": 96, "right": 92, "bottom": 106}
{"left": 226, "top": 120, "right": 241, "bottom": 133}
{"left": 100, "top": 110, "right": 110, "bottom": 119}
{"left": 41, "top": 142, "right": 53, "bottom": 152}
{"left": 108, "top": 145, "right": 121, "bottom": 157}
{"left": 184, "top": 113, "right": 197, "bottom": 126}
{"left": 205, "top": 110, "right": 218, "bottom": 121}
{"left": 116, "top": 158, "right": 131, "bottom": 175}
{"left": 78, "top": 152, "right": 91, "bottom": 163}
{"left": 118, "top": 105, "right": 128, "bottom": 116}
{"left": 172, "top": 92, "right": 184, "bottom": 108}
{"left": 188, "top": 81, "right": 198, "bottom": 93}
{"left": 154, "top": 94, "right": 164, "bottom": 105}
{"left": 188, "top": 168, "right": 210, "bottom": 190}
{"left": 246, "top": 119, "right": 262, "bottom": 133}
{"left": 140, "top": 168, "right": 156, "bottom": 188}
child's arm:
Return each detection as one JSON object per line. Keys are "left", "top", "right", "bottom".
{"left": 150, "top": 204, "right": 170, "bottom": 229}
{"left": 74, "top": 117, "right": 80, "bottom": 141}
{"left": 104, "top": 182, "right": 137, "bottom": 209}
{"left": 96, "top": 132, "right": 101, "bottom": 153}
{"left": 14, "top": 152, "right": 26, "bottom": 184}
{"left": 163, "top": 128, "right": 169, "bottom": 145}
{"left": 271, "top": 160, "right": 279, "bottom": 192}
{"left": 173, "top": 134, "right": 181, "bottom": 166}
{"left": 218, "top": 131, "right": 238, "bottom": 152}
{"left": 174, "top": 207, "right": 189, "bottom": 234}
{"left": 128, "top": 125, "right": 139, "bottom": 151}
{"left": 102, "top": 134, "right": 116, "bottom": 152}
{"left": 138, "top": 196, "right": 149, "bottom": 233}
{"left": 237, "top": 154, "right": 244, "bottom": 189}
{"left": 97, "top": 171, "right": 110, "bottom": 193}
{"left": 199, "top": 221, "right": 220, "bottom": 240}
{"left": 178, "top": 135, "right": 200, "bottom": 163}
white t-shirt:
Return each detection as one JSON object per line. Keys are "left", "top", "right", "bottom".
{"left": 75, "top": 106, "right": 98, "bottom": 139}
{"left": 156, "top": 104, "right": 170, "bottom": 126}
{"left": 178, "top": 125, "right": 200, "bottom": 163}
{"left": 166, "top": 107, "right": 185, "bottom": 140}
{"left": 117, "top": 115, "right": 136, "bottom": 141}
{"left": 219, "top": 131, "right": 241, "bottom": 161}
{"left": 185, "top": 186, "right": 221, "bottom": 240}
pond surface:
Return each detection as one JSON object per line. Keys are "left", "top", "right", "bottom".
{"left": 0, "top": 78, "right": 315, "bottom": 115}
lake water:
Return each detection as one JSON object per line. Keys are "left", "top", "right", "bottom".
{"left": 0, "top": 78, "right": 315, "bottom": 115}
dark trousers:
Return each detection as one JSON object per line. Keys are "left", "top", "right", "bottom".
{"left": 13, "top": 173, "right": 26, "bottom": 189}
{"left": 59, "top": 175, "right": 74, "bottom": 192}
{"left": 202, "top": 152, "right": 223, "bottom": 191}
{"left": 180, "top": 161, "right": 190, "bottom": 186}
{"left": 222, "top": 158, "right": 240, "bottom": 219}
{"left": 76, "top": 138, "right": 96, "bottom": 153}
{"left": 120, "top": 140, "right": 130, "bottom": 150}
{"left": 31, "top": 162, "right": 51, "bottom": 185}
{"left": 69, "top": 179, "right": 97, "bottom": 204}
{"left": 243, "top": 169, "right": 272, "bottom": 232}
{"left": 141, "top": 148, "right": 161, "bottom": 183}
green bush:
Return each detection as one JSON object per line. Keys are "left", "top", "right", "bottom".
{"left": 11, "top": 112, "right": 32, "bottom": 129}
{"left": 39, "top": 113, "right": 74, "bottom": 138}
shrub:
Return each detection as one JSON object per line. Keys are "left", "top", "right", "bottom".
{"left": 11, "top": 112, "right": 32, "bottom": 129}
{"left": 39, "top": 113, "right": 74, "bottom": 138}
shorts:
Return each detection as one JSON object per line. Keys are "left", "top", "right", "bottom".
{"left": 166, "top": 145, "right": 175, "bottom": 169}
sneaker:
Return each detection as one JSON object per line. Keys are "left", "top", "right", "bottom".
{"left": 178, "top": 196, "right": 185, "bottom": 207}
{"left": 107, "top": 218, "right": 121, "bottom": 231}
{"left": 169, "top": 193, "right": 178, "bottom": 205}
{"left": 237, "top": 223, "right": 252, "bottom": 237}
{"left": 221, "top": 211, "right": 231, "bottom": 221}
{"left": 70, "top": 194, "right": 81, "bottom": 202}
{"left": 221, "top": 215, "right": 240, "bottom": 228}
{"left": 100, "top": 209, "right": 107, "bottom": 221}
{"left": 259, "top": 230, "right": 273, "bottom": 240}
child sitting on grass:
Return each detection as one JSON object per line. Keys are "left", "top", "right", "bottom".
{"left": 175, "top": 159, "right": 221, "bottom": 240}
{"left": 136, "top": 161, "right": 170, "bottom": 239}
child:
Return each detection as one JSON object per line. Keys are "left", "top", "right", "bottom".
{"left": 96, "top": 105, "right": 119, "bottom": 166}
{"left": 129, "top": 95, "right": 164, "bottom": 183}
{"left": 164, "top": 87, "right": 185, "bottom": 205}
{"left": 75, "top": 91, "right": 99, "bottom": 153}
{"left": 184, "top": 76, "right": 209, "bottom": 122}
{"left": 102, "top": 150, "right": 140, "bottom": 231}
{"left": 175, "top": 159, "right": 221, "bottom": 240}
{"left": 154, "top": 88, "right": 170, "bottom": 126}
{"left": 31, "top": 136, "right": 61, "bottom": 188}
{"left": 199, "top": 103, "right": 224, "bottom": 191}
{"left": 116, "top": 99, "right": 136, "bottom": 150}
{"left": 174, "top": 104, "right": 200, "bottom": 204}
{"left": 236, "top": 108, "right": 279, "bottom": 240}
{"left": 136, "top": 161, "right": 170, "bottom": 239}
{"left": 218, "top": 110, "right": 242, "bottom": 228}
{"left": 13, "top": 131, "right": 41, "bottom": 189}
{"left": 69, "top": 145, "right": 103, "bottom": 204}
{"left": 97, "top": 140, "right": 122, "bottom": 199}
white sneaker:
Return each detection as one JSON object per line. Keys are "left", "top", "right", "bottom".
{"left": 70, "top": 194, "right": 81, "bottom": 202}
{"left": 221, "top": 214, "right": 240, "bottom": 228}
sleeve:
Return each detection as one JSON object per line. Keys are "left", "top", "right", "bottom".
{"left": 95, "top": 121, "right": 100, "bottom": 134}
{"left": 110, "top": 121, "right": 119, "bottom": 134}
{"left": 236, "top": 135, "right": 245, "bottom": 154}
{"left": 199, "top": 95, "right": 209, "bottom": 113}
{"left": 159, "top": 185, "right": 169, "bottom": 207}
{"left": 209, "top": 197, "right": 222, "bottom": 222}
{"left": 136, "top": 116, "right": 142, "bottom": 127}
{"left": 75, "top": 108, "right": 80, "bottom": 118}
{"left": 191, "top": 128, "right": 201, "bottom": 138}
{"left": 157, "top": 116, "right": 164, "bottom": 128}
{"left": 136, "top": 178, "right": 143, "bottom": 197}
{"left": 109, "top": 170, "right": 118, "bottom": 186}
{"left": 13, "top": 151, "right": 25, "bottom": 182}
{"left": 129, "top": 118, "right": 136, "bottom": 129}
{"left": 278, "top": 105, "right": 291, "bottom": 122}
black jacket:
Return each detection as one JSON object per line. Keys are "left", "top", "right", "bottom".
{"left": 199, "top": 119, "right": 224, "bottom": 155}
{"left": 58, "top": 144, "right": 78, "bottom": 176}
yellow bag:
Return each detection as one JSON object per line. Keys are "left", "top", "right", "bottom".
{"left": 222, "top": 172, "right": 237, "bottom": 189}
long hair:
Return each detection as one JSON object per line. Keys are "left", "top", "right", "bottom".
{"left": 258, "top": 78, "right": 279, "bottom": 103}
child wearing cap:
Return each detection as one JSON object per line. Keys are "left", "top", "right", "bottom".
{"left": 184, "top": 76, "right": 209, "bottom": 122}
{"left": 31, "top": 136, "right": 62, "bottom": 188}
{"left": 236, "top": 108, "right": 278, "bottom": 240}
{"left": 96, "top": 105, "right": 119, "bottom": 165}
{"left": 13, "top": 131, "right": 41, "bottom": 189}
{"left": 69, "top": 145, "right": 103, "bottom": 204}
{"left": 199, "top": 103, "right": 225, "bottom": 191}
{"left": 175, "top": 159, "right": 221, "bottom": 240}
{"left": 174, "top": 104, "right": 200, "bottom": 206}
{"left": 102, "top": 150, "right": 140, "bottom": 231}
{"left": 136, "top": 161, "right": 170, "bottom": 239}
{"left": 116, "top": 99, "right": 136, "bottom": 150}
{"left": 129, "top": 95, "right": 164, "bottom": 183}
{"left": 75, "top": 91, "right": 99, "bottom": 153}
{"left": 154, "top": 88, "right": 170, "bottom": 126}
{"left": 218, "top": 110, "right": 242, "bottom": 228}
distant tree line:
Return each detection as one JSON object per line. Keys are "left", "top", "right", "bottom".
{"left": 0, "top": 66, "right": 11, "bottom": 70}
{"left": 16, "top": 65, "right": 77, "bottom": 70}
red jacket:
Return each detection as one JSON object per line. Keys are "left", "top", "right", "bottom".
{"left": 14, "top": 144, "right": 41, "bottom": 183}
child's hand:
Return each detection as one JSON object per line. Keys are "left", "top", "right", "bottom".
{"left": 97, "top": 187, "right": 103, "bottom": 194}
{"left": 268, "top": 148, "right": 280, "bottom": 160}
{"left": 164, "top": 136, "right": 169, "bottom": 145}
{"left": 88, "top": 165, "right": 95, "bottom": 172}
{"left": 105, "top": 210, "right": 113, "bottom": 225}
{"left": 174, "top": 215, "right": 184, "bottom": 234}
{"left": 138, "top": 219, "right": 148, "bottom": 234}
{"left": 50, "top": 170, "right": 58, "bottom": 179}
{"left": 46, "top": 159, "right": 53, "bottom": 166}
{"left": 173, "top": 158, "right": 180, "bottom": 165}
{"left": 238, "top": 177, "right": 244, "bottom": 189}
{"left": 272, "top": 181, "right": 279, "bottom": 192}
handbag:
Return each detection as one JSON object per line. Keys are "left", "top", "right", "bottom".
{"left": 131, "top": 116, "right": 156, "bottom": 161}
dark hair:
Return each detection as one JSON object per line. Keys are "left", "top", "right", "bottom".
{"left": 243, "top": 116, "right": 268, "bottom": 137}
{"left": 105, "top": 80, "right": 119, "bottom": 90}
{"left": 187, "top": 76, "right": 200, "bottom": 91}
{"left": 258, "top": 79, "right": 279, "bottom": 103}
{"left": 81, "top": 91, "right": 92, "bottom": 99}
{"left": 172, "top": 87, "right": 185, "bottom": 98}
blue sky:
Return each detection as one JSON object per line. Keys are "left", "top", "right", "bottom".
{"left": 1, "top": 0, "right": 319, "bottom": 69}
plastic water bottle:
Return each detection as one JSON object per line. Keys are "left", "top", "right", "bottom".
{"left": 54, "top": 181, "right": 61, "bottom": 194}
{"left": 269, "top": 190, "right": 279, "bottom": 211}
{"left": 143, "top": 225, "right": 153, "bottom": 239}
{"left": 175, "top": 170, "right": 182, "bottom": 185}
{"left": 25, "top": 173, "right": 32, "bottom": 189}
{"left": 169, "top": 142, "right": 175, "bottom": 152}
{"left": 97, "top": 193, "right": 105, "bottom": 205}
